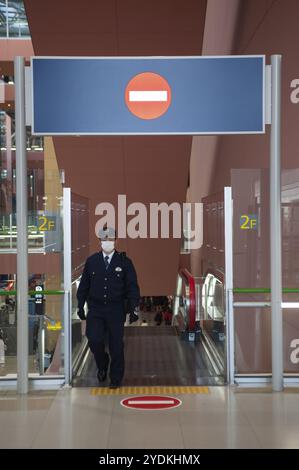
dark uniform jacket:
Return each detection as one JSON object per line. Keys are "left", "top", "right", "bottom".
{"left": 77, "top": 251, "right": 140, "bottom": 313}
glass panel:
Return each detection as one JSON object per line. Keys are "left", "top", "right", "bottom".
{"left": 0, "top": 280, "right": 65, "bottom": 379}
{"left": 0, "top": 209, "right": 62, "bottom": 251}
{"left": 281, "top": 169, "right": 299, "bottom": 373}
{"left": 231, "top": 169, "right": 299, "bottom": 375}
{"left": 71, "top": 192, "right": 90, "bottom": 280}
{"left": 0, "top": 280, "right": 16, "bottom": 376}
{"left": 7, "top": 0, "right": 30, "bottom": 37}
{"left": 28, "top": 289, "right": 64, "bottom": 376}
{"left": 70, "top": 192, "right": 90, "bottom": 376}
{"left": 1, "top": 113, "right": 45, "bottom": 253}
{"left": 0, "top": 112, "right": 68, "bottom": 381}
{"left": 234, "top": 306, "right": 271, "bottom": 374}
{"left": 173, "top": 274, "right": 194, "bottom": 335}
{"left": 0, "top": 0, "right": 7, "bottom": 37}
{"left": 201, "top": 192, "right": 226, "bottom": 368}
{"left": 232, "top": 169, "right": 270, "bottom": 374}
{"left": 201, "top": 272, "right": 225, "bottom": 358}
{"left": 202, "top": 274, "right": 225, "bottom": 322}
{"left": 283, "top": 307, "right": 299, "bottom": 373}
{"left": 71, "top": 279, "right": 86, "bottom": 364}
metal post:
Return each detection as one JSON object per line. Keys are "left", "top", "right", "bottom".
{"left": 63, "top": 188, "right": 72, "bottom": 386}
{"left": 224, "top": 187, "right": 234, "bottom": 385}
{"left": 5, "top": 0, "right": 8, "bottom": 38}
{"left": 9, "top": 213, "right": 12, "bottom": 249}
{"left": 15, "top": 56, "right": 28, "bottom": 394}
{"left": 195, "top": 283, "right": 201, "bottom": 322}
{"left": 38, "top": 315, "right": 45, "bottom": 375}
{"left": 270, "top": 55, "right": 283, "bottom": 392}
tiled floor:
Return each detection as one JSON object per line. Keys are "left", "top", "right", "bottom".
{"left": 0, "top": 386, "right": 299, "bottom": 448}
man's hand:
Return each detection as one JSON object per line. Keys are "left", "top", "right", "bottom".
{"left": 77, "top": 308, "right": 86, "bottom": 321}
{"left": 129, "top": 308, "right": 139, "bottom": 324}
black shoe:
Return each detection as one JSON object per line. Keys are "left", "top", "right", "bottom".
{"left": 97, "top": 353, "right": 109, "bottom": 383}
{"left": 109, "top": 381, "right": 121, "bottom": 389}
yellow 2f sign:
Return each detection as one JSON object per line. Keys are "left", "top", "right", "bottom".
{"left": 38, "top": 216, "right": 56, "bottom": 231}
{"left": 240, "top": 214, "right": 258, "bottom": 230}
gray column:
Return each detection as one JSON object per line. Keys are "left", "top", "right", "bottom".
{"left": 224, "top": 187, "right": 234, "bottom": 385}
{"left": 63, "top": 187, "right": 72, "bottom": 386}
{"left": 270, "top": 54, "right": 283, "bottom": 392}
{"left": 15, "top": 56, "right": 29, "bottom": 394}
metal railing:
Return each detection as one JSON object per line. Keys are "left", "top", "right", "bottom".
{"left": 173, "top": 269, "right": 197, "bottom": 337}
{"left": 233, "top": 288, "right": 299, "bottom": 294}
{"left": 0, "top": 290, "right": 64, "bottom": 296}
{"left": 232, "top": 288, "right": 299, "bottom": 308}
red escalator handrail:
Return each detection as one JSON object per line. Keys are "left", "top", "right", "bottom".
{"left": 5, "top": 280, "right": 14, "bottom": 291}
{"left": 179, "top": 268, "right": 196, "bottom": 331}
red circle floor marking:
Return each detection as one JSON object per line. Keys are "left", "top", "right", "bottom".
{"left": 121, "top": 395, "right": 182, "bottom": 410}
{"left": 125, "top": 72, "right": 172, "bottom": 120}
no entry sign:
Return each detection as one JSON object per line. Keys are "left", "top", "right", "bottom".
{"left": 121, "top": 395, "right": 182, "bottom": 410}
{"left": 125, "top": 72, "right": 172, "bottom": 120}
{"left": 31, "top": 55, "right": 265, "bottom": 135}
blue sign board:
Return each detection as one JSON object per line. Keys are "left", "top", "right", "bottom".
{"left": 31, "top": 56, "right": 265, "bottom": 135}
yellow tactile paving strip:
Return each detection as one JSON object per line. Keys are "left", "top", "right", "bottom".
{"left": 90, "top": 386, "right": 210, "bottom": 396}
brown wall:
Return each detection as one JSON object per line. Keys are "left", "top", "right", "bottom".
{"left": 24, "top": 0, "right": 207, "bottom": 295}
{"left": 0, "top": 38, "right": 33, "bottom": 75}
{"left": 188, "top": 0, "right": 240, "bottom": 277}
{"left": 53, "top": 135, "right": 191, "bottom": 295}
{"left": 213, "top": 0, "right": 299, "bottom": 189}
{"left": 190, "top": 0, "right": 299, "bottom": 277}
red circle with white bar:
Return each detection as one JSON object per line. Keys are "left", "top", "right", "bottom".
{"left": 125, "top": 72, "right": 172, "bottom": 120}
{"left": 121, "top": 395, "right": 181, "bottom": 410}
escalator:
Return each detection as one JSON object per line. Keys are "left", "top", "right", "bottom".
{"left": 72, "top": 269, "right": 225, "bottom": 387}
{"left": 73, "top": 326, "right": 223, "bottom": 387}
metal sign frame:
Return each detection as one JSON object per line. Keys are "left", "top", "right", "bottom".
{"left": 224, "top": 187, "right": 234, "bottom": 385}
{"left": 30, "top": 55, "right": 266, "bottom": 136}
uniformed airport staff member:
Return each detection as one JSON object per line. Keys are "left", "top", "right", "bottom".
{"left": 77, "top": 227, "right": 140, "bottom": 389}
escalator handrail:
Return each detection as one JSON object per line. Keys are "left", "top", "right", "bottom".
{"left": 179, "top": 268, "right": 196, "bottom": 331}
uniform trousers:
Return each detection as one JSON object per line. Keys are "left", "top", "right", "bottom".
{"left": 86, "top": 303, "right": 125, "bottom": 383}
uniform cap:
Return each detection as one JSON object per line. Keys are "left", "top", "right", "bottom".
{"left": 98, "top": 226, "right": 116, "bottom": 240}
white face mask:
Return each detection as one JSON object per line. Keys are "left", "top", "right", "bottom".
{"left": 101, "top": 240, "right": 115, "bottom": 254}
